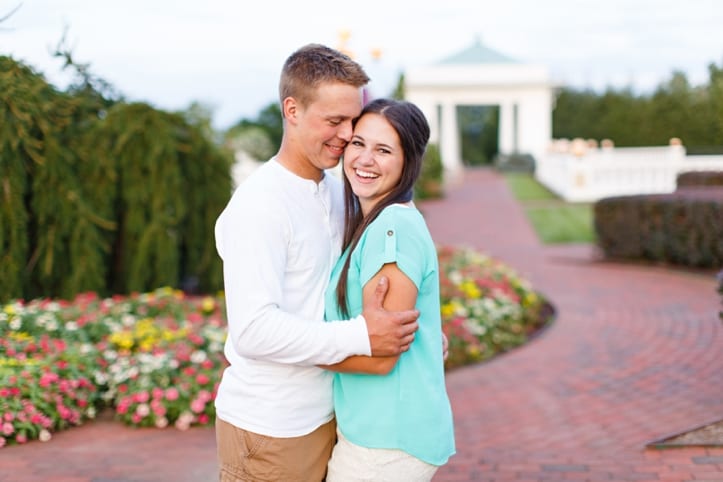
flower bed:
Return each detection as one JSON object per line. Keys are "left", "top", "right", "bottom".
{"left": 0, "top": 288, "right": 227, "bottom": 447}
{"left": 0, "top": 246, "right": 551, "bottom": 447}
{"left": 438, "top": 246, "right": 552, "bottom": 369}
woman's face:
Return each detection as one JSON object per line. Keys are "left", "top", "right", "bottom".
{"left": 343, "top": 113, "right": 404, "bottom": 216}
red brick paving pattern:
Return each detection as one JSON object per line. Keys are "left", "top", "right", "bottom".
{"left": 425, "top": 168, "right": 723, "bottom": 482}
{"left": 0, "top": 167, "right": 721, "bottom": 481}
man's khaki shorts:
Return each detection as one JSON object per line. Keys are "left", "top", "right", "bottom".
{"left": 215, "top": 417, "right": 336, "bottom": 482}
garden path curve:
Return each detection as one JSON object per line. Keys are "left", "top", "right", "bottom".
{"left": 1, "top": 167, "right": 721, "bottom": 482}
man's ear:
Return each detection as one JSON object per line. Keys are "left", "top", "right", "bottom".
{"left": 282, "top": 97, "right": 298, "bottom": 124}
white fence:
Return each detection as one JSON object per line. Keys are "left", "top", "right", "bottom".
{"left": 535, "top": 140, "right": 723, "bottom": 202}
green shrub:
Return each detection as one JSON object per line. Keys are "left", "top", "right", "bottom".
{"left": 676, "top": 170, "right": 723, "bottom": 188}
{"left": 415, "top": 143, "right": 443, "bottom": 199}
{"left": 595, "top": 189, "right": 723, "bottom": 268}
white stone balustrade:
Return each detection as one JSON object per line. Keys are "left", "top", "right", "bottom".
{"left": 535, "top": 139, "right": 723, "bottom": 202}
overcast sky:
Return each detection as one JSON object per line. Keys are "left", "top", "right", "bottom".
{"left": 2, "top": 0, "right": 722, "bottom": 129}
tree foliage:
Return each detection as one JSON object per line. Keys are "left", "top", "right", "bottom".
{"left": 552, "top": 62, "right": 723, "bottom": 150}
{"left": 0, "top": 55, "right": 232, "bottom": 302}
{"left": 224, "top": 102, "right": 282, "bottom": 160}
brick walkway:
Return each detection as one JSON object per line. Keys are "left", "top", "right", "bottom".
{"left": 1, "top": 168, "right": 721, "bottom": 481}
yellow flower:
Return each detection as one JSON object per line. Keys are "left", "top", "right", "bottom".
{"left": 138, "top": 340, "right": 155, "bottom": 352}
{"left": 3, "top": 304, "right": 15, "bottom": 315}
{"left": 201, "top": 297, "right": 216, "bottom": 313}
{"left": 9, "top": 332, "right": 34, "bottom": 342}
{"left": 440, "top": 302, "right": 456, "bottom": 318}
{"left": 523, "top": 292, "right": 538, "bottom": 306}
{"left": 460, "top": 280, "right": 481, "bottom": 299}
{"left": 109, "top": 331, "right": 134, "bottom": 350}
{"left": 158, "top": 286, "right": 174, "bottom": 296}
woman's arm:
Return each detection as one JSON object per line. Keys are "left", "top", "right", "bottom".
{"left": 320, "top": 262, "right": 419, "bottom": 375}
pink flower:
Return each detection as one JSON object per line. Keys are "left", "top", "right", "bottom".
{"left": 3, "top": 413, "right": 13, "bottom": 422}
{"left": 39, "top": 372, "right": 59, "bottom": 388}
{"left": 0, "top": 436, "right": 5, "bottom": 448}
{"left": 165, "top": 388, "right": 179, "bottom": 401}
{"left": 2, "top": 423, "right": 14, "bottom": 436}
{"left": 190, "top": 398, "right": 206, "bottom": 414}
{"left": 57, "top": 405, "right": 72, "bottom": 420}
{"left": 174, "top": 412, "right": 195, "bottom": 431}
{"left": 198, "top": 414, "right": 209, "bottom": 425}
{"left": 133, "top": 391, "right": 150, "bottom": 403}
{"left": 152, "top": 404, "right": 166, "bottom": 417}
{"left": 198, "top": 390, "right": 213, "bottom": 403}
{"left": 15, "top": 432, "right": 27, "bottom": 444}
{"left": 196, "top": 374, "right": 209, "bottom": 385}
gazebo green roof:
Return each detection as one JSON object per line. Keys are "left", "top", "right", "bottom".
{"left": 437, "top": 38, "right": 518, "bottom": 65}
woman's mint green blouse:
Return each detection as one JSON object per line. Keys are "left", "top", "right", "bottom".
{"left": 324, "top": 204, "right": 455, "bottom": 466}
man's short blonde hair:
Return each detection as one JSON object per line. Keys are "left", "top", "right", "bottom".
{"left": 279, "top": 44, "right": 370, "bottom": 110}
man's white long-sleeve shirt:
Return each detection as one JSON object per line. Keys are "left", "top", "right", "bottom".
{"left": 214, "top": 158, "right": 371, "bottom": 437}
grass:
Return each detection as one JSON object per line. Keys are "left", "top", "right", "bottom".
{"left": 504, "top": 172, "right": 558, "bottom": 201}
{"left": 503, "top": 172, "right": 595, "bottom": 244}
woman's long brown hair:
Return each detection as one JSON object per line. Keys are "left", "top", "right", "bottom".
{"left": 335, "top": 99, "right": 430, "bottom": 318}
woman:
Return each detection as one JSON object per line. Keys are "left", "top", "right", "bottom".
{"left": 321, "top": 98, "right": 456, "bottom": 481}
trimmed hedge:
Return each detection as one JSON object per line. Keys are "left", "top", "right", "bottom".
{"left": 594, "top": 188, "right": 723, "bottom": 268}
{"left": 677, "top": 170, "right": 723, "bottom": 188}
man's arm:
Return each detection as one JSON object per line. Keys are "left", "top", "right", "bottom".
{"left": 216, "top": 194, "right": 418, "bottom": 366}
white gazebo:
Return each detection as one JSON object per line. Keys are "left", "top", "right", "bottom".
{"left": 404, "top": 39, "right": 555, "bottom": 176}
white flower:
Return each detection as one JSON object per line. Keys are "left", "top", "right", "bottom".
{"left": 9, "top": 318, "right": 21, "bottom": 331}
{"left": 39, "top": 430, "right": 52, "bottom": 442}
{"left": 190, "top": 350, "right": 207, "bottom": 364}
{"left": 65, "top": 321, "right": 78, "bottom": 331}
{"left": 136, "top": 404, "right": 150, "bottom": 417}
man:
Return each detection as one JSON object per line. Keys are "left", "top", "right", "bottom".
{"left": 214, "top": 44, "right": 420, "bottom": 481}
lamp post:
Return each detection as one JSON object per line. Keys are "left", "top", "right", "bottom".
{"left": 336, "top": 30, "right": 385, "bottom": 102}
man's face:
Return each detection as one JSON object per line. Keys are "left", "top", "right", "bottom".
{"left": 292, "top": 82, "right": 364, "bottom": 175}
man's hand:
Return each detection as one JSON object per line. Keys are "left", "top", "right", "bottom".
{"left": 362, "top": 275, "right": 419, "bottom": 357}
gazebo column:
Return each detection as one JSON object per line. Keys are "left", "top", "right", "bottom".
{"left": 499, "top": 102, "right": 516, "bottom": 155}
{"left": 440, "top": 102, "right": 462, "bottom": 174}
